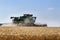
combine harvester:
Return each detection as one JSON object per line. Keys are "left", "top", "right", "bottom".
{"left": 10, "top": 14, "right": 47, "bottom": 27}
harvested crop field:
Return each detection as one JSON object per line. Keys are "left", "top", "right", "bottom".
{"left": 0, "top": 26, "right": 60, "bottom": 40}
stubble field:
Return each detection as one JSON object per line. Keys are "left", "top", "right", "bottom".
{"left": 0, "top": 26, "right": 60, "bottom": 40}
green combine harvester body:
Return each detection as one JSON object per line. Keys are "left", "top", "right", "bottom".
{"left": 10, "top": 14, "right": 36, "bottom": 26}
{"left": 10, "top": 14, "right": 47, "bottom": 26}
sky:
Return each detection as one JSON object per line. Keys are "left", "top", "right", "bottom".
{"left": 0, "top": 0, "right": 60, "bottom": 26}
